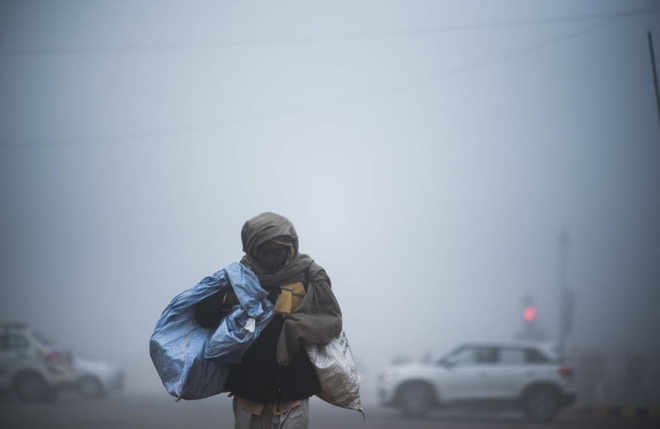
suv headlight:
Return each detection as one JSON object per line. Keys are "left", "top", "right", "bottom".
{"left": 380, "top": 371, "right": 397, "bottom": 382}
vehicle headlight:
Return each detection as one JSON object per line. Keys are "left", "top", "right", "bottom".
{"left": 380, "top": 371, "right": 397, "bottom": 382}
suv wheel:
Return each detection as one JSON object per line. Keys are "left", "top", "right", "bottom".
{"left": 14, "top": 372, "right": 55, "bottom": 402}
{"left": 78, "top": 376, "right": 105, "bottom": 399}
{"left": 524, "top": 387, "right": 559, "bottom": 422}
{"left": 398, "top": 382, "right": 434, "bottom": 418}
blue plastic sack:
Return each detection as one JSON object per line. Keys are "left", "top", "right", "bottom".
{"left": 149, "top": 262, "right": 273, "bottom": 400}
{"left": 205, "top": 265, "right": 274, "bottom": 363}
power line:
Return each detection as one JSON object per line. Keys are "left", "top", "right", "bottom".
{"left": 228, "top": 18, "right": 627, "bottom": 127}
{"left": 0, "top": 16, "right": 629, "bottom": 151}
{"left": 1, "top": 4, "right": 656, "bottom": 151}
{"left": 1, "top": 6, "right": 658, "bottom": 57}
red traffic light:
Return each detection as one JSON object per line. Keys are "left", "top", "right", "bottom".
{"left": 523, "top": 305, "right": 537, "bottom": 321}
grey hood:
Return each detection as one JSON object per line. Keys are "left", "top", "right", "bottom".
{"left": 239, "top": 212, "right": 343, "bottom": 365}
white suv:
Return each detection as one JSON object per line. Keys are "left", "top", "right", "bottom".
{"left": 71, "top": 355, "right": 125, "bottom": 399}
{"left": 0, "top": 323, "right": 74, "bottom": 402}
{"left": 377, "top": 341, "right": 577, "bottom": 422}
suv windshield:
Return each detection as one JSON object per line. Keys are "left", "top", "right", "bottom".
{"left": 29, "top": 331, "right": 54, "bottom": 347}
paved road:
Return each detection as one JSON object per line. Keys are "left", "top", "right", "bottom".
{"left": 1, "top": 393, "right": 658, "bottom": 429}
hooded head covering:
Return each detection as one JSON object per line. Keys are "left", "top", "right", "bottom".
{"left": 239, "top": 212, "right": 343, "bottom": 366}
{"left": 240, "top": 212, "right": 313, "bottom": 288}
{"left": 241, "top": 212, "right": 299, "bottom": 258}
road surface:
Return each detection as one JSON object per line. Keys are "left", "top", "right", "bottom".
{"left": 1, "top": 392, "right": 658, "bottom": 429}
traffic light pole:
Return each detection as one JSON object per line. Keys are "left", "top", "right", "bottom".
{"left": 557, "top": 230, "right": 572, "bottom": 358}
{"left": 648, "top": 31, "right": 660, "bottom": 127}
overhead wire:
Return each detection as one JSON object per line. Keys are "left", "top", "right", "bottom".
{"left": 1, "top": 4, "right": 657, "bottom": 150}
{"left": 0, "top": 6, "right": 658, "bottom": 57}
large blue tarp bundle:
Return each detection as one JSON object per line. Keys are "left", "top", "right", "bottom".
{"left": 150, "top": 262, "right": 362, "bottom": 413}
{"left": 149, "top": 262, "right": 274, "bottom": 400}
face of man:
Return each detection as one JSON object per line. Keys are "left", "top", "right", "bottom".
{"left": 255, "top": 241, "right": 291, "bottom": 274}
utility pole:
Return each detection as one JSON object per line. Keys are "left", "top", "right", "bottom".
{"left": 557, "top": 229, "right": 573, "bottom": 359}
{"left": 649, "top": 31, "right": 660, "bottom": 127}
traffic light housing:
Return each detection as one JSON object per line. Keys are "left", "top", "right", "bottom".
{"left": 515, "top": 296, "right": 546, "bottom": 341}
{"left": 523, "top": 305, "right": 538, "bottom": 322}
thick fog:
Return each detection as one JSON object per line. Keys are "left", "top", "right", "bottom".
{"left": 1, "top": 0, "right": 659, "bottom": 400}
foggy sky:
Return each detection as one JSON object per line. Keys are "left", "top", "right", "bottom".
{"left": 1, "top": 0, "right": 659, "bottom": 395}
